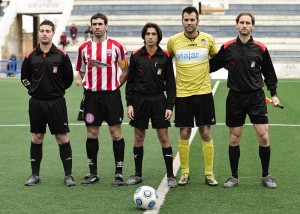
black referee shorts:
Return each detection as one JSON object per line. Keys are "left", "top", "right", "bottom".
{"left": 29, "top": 97, "right": 70, "bottom": 134}
{"left": 226, "top": 89, "right": 268, "bottom": 127}
{"left": 175, "top": 93, "right": 216, "bottom": 128}
{"left": 84, "top": 89, "right": 124, "bottom": 126}
{"left": 129, "top": 93, "right": 171, "bottom": 129}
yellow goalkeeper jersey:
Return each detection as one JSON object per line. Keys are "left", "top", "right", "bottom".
{"left": 167, "top": 31, "right": 218, "bottom": 97}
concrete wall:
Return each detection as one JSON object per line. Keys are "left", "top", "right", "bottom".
{"left": 22, "top": 32, "right": 34, "bottom": 59}
{"left": 2, "top": 14, "right": 22, "bottom": 60}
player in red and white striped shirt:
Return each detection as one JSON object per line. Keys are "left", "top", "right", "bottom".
{"left": 76, "top": 13, "right": 129, "bottom": 186}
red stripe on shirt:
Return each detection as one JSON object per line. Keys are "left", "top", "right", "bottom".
{"left": 96, "top": 42, "right": 103, "bottom": 91}
{"left": 87, "top": 43, "right": 93, "bottom": 90}
{"left": 106, "top": 41, "right": 112, "bottom": 90}
{"left": 253, "top": 41, "right": 266, "bottom": 52}
{"left": 224, "top": 39, "right": 236, "bottom": 49}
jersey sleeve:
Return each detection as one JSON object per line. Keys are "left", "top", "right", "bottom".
{"left": 261, "top": 48, "right": 278, "bottom": 96}
{"left": 75, "top": 46, "right": 86, "bottom": 73}
{"left": 113, "top": 40, "right": 128, "bottom": 62}
{"left": 209, "top": 45, "right": 227, "bottom": 73}
{"left": 20, "top": 56, "right": 31, "bottom": 89}
{"left": 165, "top": 54, "right": 176, "bottom": 110}
{"left": 167, "top": 37, "right": 174, "bottom": 57}
{"left": 125, "top": 52, "right": 136, "bottom": 106}
{"left": 209, "top": 36, "right": 218, "bottom": 57}
{"left": 62, "top": 54, "right": 74, "bottom": 89}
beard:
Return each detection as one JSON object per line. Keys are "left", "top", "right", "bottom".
{"left": 185, "top": 26, "right": 196, "bottom": 33}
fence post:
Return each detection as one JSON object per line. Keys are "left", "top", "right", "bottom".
{"left": 199, "top": 2, "right": 202, "bottom": 14}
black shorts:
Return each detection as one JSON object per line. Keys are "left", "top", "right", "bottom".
{"left": 226, "top": 89, "right": 268, "bottom": 127}
{"left": 29, "top": 97, "right": 70, "bottom": 134}
{"left": 84, "top": 89, "right": 124, "bottom": 126}
{"left": 129, "top": 93, "right": 171, "bottom": 129}
{"left": 175, "top": 93, "right": 216, "bottom": 128}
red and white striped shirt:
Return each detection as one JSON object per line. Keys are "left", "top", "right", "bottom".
{"left": 76, "top": 37, "right": 127, "bottom": 91}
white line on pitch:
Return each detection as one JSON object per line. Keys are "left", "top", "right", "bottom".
{"left": 144, "top": 81, "right": 220, "bottom": 214}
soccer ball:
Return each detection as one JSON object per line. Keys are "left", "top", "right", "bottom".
{"left": 133, "top": 186, "right": 158, "bottom": 210}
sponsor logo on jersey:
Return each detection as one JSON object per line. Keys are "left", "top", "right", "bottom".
{"left": 176, "top": 48, "right": 209, "bottom": 64}
{"left": 107, "top": 49, "right": 112, "bottom": 56}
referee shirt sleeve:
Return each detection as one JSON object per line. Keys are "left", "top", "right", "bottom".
{"left": 165, "top": 55, "right": 176, "bottom": 111}
{"left": 20, "top": 56, "right": 31, "bottom": 90}
{"left": 261, "top": 48, "right": 278, "bottom": 96}
{"left": 125, "top": 52, "right": 136, "bottom": 107}
{"left": 209, "top": 45, "right": 227, "bottom": 73}
{"left": 62, "top": 54, "right": 74, "bottom": 90}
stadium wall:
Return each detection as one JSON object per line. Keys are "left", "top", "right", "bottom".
{"left": 210, "top": 64, "right": 300, "bottom": 79}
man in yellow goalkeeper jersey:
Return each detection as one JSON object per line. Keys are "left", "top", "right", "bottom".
{"left": 167, "top": 6, "right": 218, "bottom": 186}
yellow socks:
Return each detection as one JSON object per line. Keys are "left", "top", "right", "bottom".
{"left": 178, "top": 138, "right": 190, "bottom": 175}
{"left": 202, "top": 140, "right": 214, "bottom": 175}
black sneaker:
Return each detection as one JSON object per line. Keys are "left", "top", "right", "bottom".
{"left": 64, "top": 175, "right": 75, "bottom": 187}
{"left": 25, "top": 174, "right": 41, "bottom": 186}
{"left": 112, "top": 174, "right": 124, "bottom": 186}
{"left": 77, "top": 111, "right": 84, "bottom": 121}
{"left": 81, "top": 173, "right": 99, "bottom": 185}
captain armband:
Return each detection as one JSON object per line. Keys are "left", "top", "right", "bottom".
{"left": 118, "top": 59, "right": 128, "bottom": 69}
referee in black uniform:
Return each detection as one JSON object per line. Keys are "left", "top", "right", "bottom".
{"left": 125, "top": 23, "right": 177, "bottom": 188}
{"left": 210, "top": 13, "right": 281, "bottom": 188}
{"left": 21, "top": 20, "right": 75, "bottom": 186}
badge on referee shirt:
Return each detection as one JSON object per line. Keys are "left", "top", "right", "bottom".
{"left": 251, "top": 61, "right": 256, "bottom": 68}
{"left": 53, "top": 67, "right": 58, "bottom": 73}
{"left": 157, "top": 69, "right": 162, "bottom": 75}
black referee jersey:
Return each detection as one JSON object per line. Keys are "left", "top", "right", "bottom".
{"left": 210, "top": 36, "right": 278, "bottom": 96}
{"left": 21, "top": 44, "right": 74, "bottom": 99}
{"left": 126, "top": 46, "right": 176, "bottom": 110}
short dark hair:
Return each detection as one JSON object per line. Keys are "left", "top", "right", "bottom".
{"left": 40, "top": 20, "right": 55, "bottom": 32}
{"left": 141, "top": 22, "right": 162, "bottom": 45}
{"left": 91, "top": 13, "right": 108, "bottom": 25}
{"left": 182, "top": 6, "right": 199, "bottom": 20}
{"left": 236, "top": 13, "right": 255, "bottom": 25}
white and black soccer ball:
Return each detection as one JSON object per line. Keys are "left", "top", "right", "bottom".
{"left": 133, "top": 186, "right": 158, "bottom": 210}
